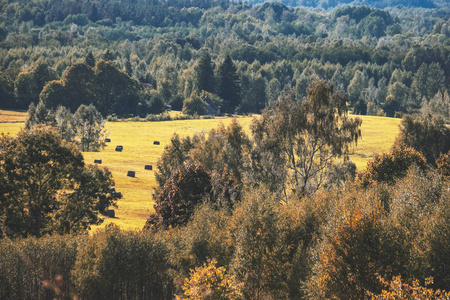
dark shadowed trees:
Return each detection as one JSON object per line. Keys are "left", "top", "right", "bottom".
{"left": 218, "top": 55, "right": 241, "bottom": 113}
{"left": 195, "top": 51, "right": 216, "bottom": 94}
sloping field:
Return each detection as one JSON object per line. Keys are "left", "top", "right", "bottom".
{"left": 0, "top": 113, "right": 401, "bottom": 230}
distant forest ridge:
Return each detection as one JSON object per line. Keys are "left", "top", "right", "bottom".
{"left": 242, "top": 0, "right": 442, "bottom": 9}
{"left": 0, "top": 0, "right": 446, "bottom": 31}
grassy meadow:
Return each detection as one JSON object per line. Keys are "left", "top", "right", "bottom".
{"left": 0, "top": 111, "right": 401, "bottom": 230}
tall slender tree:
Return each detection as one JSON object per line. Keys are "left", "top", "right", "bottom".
{"left": 195, "top": 51, "right": 216, "bottom": 94}
{"left": 218, "top": 55, "right": 241, "bottom": 113}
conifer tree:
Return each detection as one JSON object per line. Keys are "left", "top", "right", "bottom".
{"left": 195, "top": 51, "right": 216, "bottom": 94}
{"left": 218, "top": 55, "right": 241, "bottom": 113}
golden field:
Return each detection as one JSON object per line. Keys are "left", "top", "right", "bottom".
{"left": 0, "top": 111, "right": 400, "bottom": 230}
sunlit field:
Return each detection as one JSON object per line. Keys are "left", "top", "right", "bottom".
{"left": 0, "top": 112, "right": 400, "bottom": 230}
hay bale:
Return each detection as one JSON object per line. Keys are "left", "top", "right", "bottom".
{"left": 153, "top": 141, "right": 160, "bottom": 145}
{"left": 114, "top": 191, "right": 122, "bottom": 198}
{"left": 94, "top": 159, "right": 102, "bottom": 164}
{"left": 107, "top": 209, "right": 115, "bottom": 218}
{"left": 105, "top": 138, "right": 111, "bottom": 142}
{"left": 145, "top": 164, "right": 153, "bottom": 170}
{"left": 115, "top": 145, "right": 123, "bottom": 151}
{"left": 107, "top": 187, "right": 115, "bottom": 194}
{"left": 127, "top": 170, "right": 135, "bottom": 177}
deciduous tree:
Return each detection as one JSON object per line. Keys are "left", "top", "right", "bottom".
{"left": 0, "top": 126, "right": 115, "bottom": 238}
{"left": 251, "top": 80, "right": 361, "bottom": 198}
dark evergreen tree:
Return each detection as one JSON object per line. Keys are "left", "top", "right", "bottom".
{"left": 217, "top": 55, "right": 241, "bottom": 113}
{"left": 85, "top": 51, "right": 96, "bottom": 67}
{"left": 195, "top": 51, "right": 216, "bottom": 94}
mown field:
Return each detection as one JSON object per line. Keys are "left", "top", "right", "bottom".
{"left": 0, "top": 111, "right": 401, "bottom": 230}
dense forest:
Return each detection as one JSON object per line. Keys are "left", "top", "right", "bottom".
{"left": 1, "top": 0, "right": 450, "bottom": 299}
{"left": 0, "top": 0, "right": 448, "bottom": 118}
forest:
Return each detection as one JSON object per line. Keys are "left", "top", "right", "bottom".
{"left": 0, "top": 0, "right": 450, "bottom": 299}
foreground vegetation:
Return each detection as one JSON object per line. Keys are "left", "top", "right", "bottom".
{"left": 0, "top": 0, "right": 449, "bottom": 298}
{"left": 0, "top": 110, "right": 399, "bottom": 229}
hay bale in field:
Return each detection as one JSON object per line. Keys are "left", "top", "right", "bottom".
{"left": 107, "top": 209, "right": 115, "bottom": 218}
{"left": 105, "top": 138, "right": 111, "bottom": 142}
{"left": 115, "top": 145, "right": 123, "bottom": 151}
{"left": 94, "top": 159, "right": 102, "bottom": 164}
{"left": 145, "top": 164, "right": 152, "bottom": 170}
{"left": 153, "top": 141, "right": 160, "bottom": 145}
{"left": 127, "top": 170, "right": 135, "bottom": 177}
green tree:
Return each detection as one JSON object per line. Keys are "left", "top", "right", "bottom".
{"left": 396, "top": 114, "right": 450, "bottom": 165}
{"left": 426, "top": 62, "right": 445, "bottom": 101}
{"left": 421, "top": 90, "right": 450, "bottom": 123}
{"left": 94, "top": 59, "right": 139, "bottom": 116}
{"left": 358, "top": 143, "right": 428, "bottom": 187}
{"left": 251, "top": 81, "right": 362, "bottom": 198}
{"left": 309, "top": 210, "right": 404, "bottom": 300}
{"left": 84, "top": 50, "right": 95, "bottom": 67}
{"left": 25, "top": 100, "right": 54, "bottom": 129}
{"left": 195, "top": 51, "right": 216, "bottom": 94}
{"left": 218, "top": 55, "right": 241, "bottom": 113}
{"left": 182, "top": 91, "right": 207, "bottom": 115}
{"left": 14, "top": 61, "right": 57, "bottom": 109}
{"left": 347, "top": 70, "right": 368, "bottom": 106}
{"left": 231, "top": 189, "right": 289, "bottom": 299}
{"left": 146, "top": 162, "right": 212, "bottom": 230}
{"left": 73, "top": 225, "right": 170, "bottom": 300}
{"left": 72, "top": 104, "right": 106, "bottom": 152}
{"left": 62, "top": 63, "right": 96, "bottom": 111}
{"left": 0, "top": 125, "right": 115, "bottom": 238}
{"left": 40, "top": 80, "right": 68, "bottom": 109}
{"left": 0, "top": 71, "right": 15, "bottom": 109}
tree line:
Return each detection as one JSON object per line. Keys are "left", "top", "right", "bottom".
{"left": 0, "top": 1, "right": 448, "bottom": 117}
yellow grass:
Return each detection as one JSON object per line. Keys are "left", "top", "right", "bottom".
{"left": 0, "top": 113, "right": 400, "bottom": 231}
{"left": 0, "top": 110, "right": 27, "bottom": 123}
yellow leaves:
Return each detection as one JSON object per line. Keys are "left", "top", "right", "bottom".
{"left": 177, "top": 259, "right": 243, "bottom": 300}
{"left": 371, "top": 276, "right": 450, "bottom": 300}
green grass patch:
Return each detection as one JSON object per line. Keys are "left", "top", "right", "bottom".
{"left": 0, "top": 113, "right": 400, "bottom": 230}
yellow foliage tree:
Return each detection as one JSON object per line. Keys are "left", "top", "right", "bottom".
{"left": 176, "top": 259, "right": 243, "bottom": 300}
{"left": 372, "top": 276, "right": 450, "bottom": 300}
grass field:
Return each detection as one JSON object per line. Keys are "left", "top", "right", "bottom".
{"left": 0, "top": 112, "right": 401, "bottom": 231}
